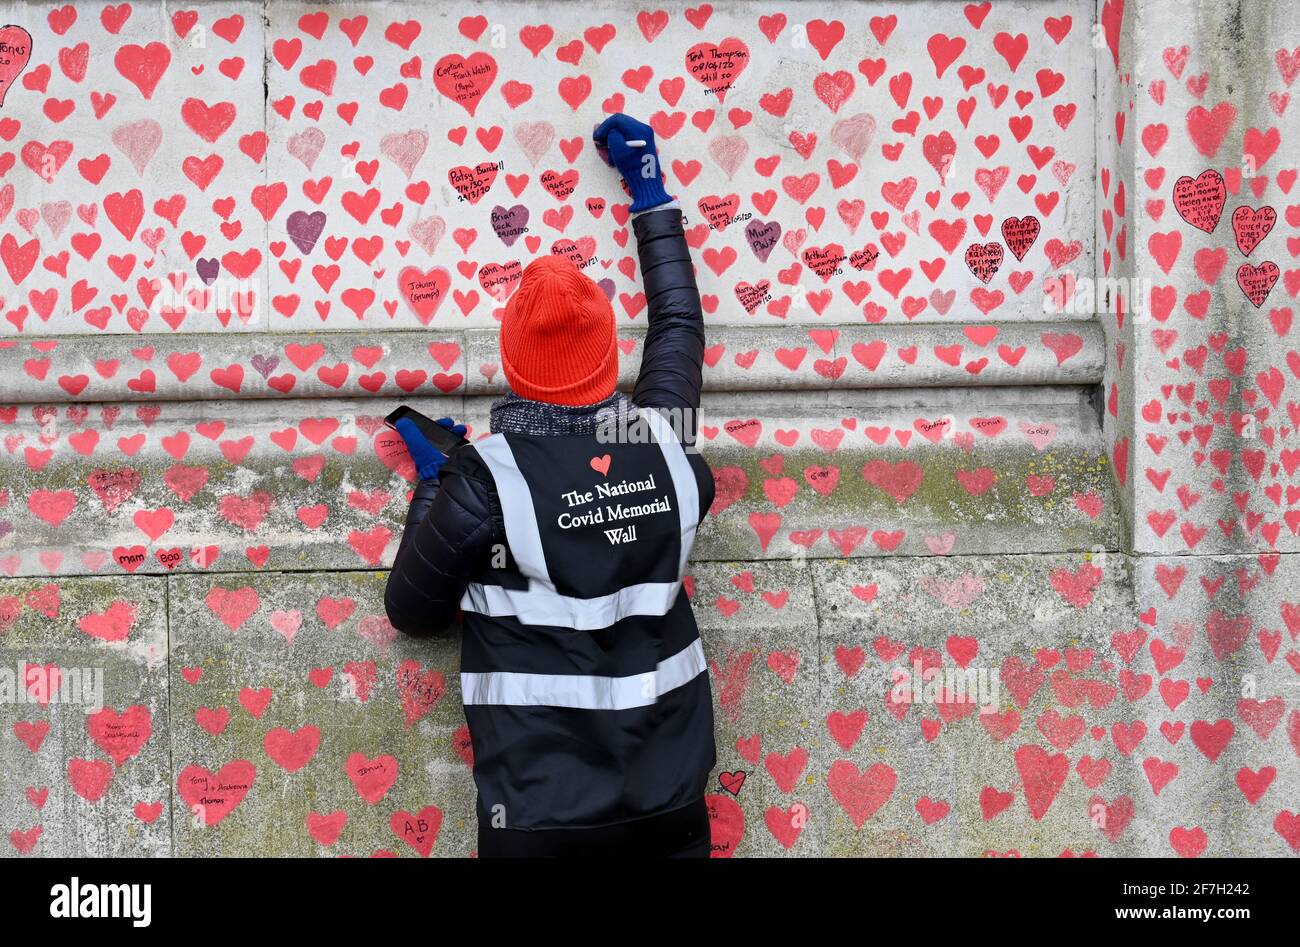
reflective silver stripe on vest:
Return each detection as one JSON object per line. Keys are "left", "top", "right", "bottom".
{"left": 470, "top": 432, "right": 551, "bottom": 583}
{"left": 460, "top": 408, "right": 700, "bottom": 629}
{"left": 461, "top": 639, "right": 706, "bottom": 710}
{"left": 639, "top": 407, "right": 699, "bottom": 576}
{"left": 462, "top": 579, "right": 682, "bottom": 632}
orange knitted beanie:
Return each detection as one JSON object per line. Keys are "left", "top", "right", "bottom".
{"left": 499, "top": 255, "right": 619, "bottom": 406}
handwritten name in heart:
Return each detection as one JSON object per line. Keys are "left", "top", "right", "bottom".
{"left": 0, "top": 25, "right": 34, "bottom": 107}
{"left": 1172, "top": 169, "right": 1227, "bottom": 233}
{"left": 1230, "top": 205, "right": 1276, "bottom": 256}
{"left": 964, "top": 242, "right": 1004, "bottom": 284}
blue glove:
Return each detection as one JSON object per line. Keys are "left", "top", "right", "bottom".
{"left": 593, "top": 113, "right": 672, "bottom": 213}
{"left": 393, "top": 416, "right": 467, "bottom": 481}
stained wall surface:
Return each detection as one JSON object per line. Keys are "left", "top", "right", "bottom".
{"left": 0, "top": 0, "right": 1297, "bottom": 858}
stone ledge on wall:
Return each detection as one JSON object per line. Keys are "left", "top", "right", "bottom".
{"left": 0, "top": 384, "right": 1115, "bottom": 578}
{"left": 0, "top": 322, "right": 1105, "bottom": 403}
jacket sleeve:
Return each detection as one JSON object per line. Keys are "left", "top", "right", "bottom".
{"left": 383, "top": 449, "right": 498, "bottom": 637}
{"left": 630, "top": 207, "right": 706, "bottom": 441}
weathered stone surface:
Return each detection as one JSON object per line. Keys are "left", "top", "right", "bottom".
{"left": 691, "top": 387, "right": 1117, "bottom": 560}
{"left": 813, "top": 553, "right": 1135, "bottom": 856}
{"left": 1121, "top": 0, "right": 1300, "bottom": 555}
{"left": 690, "top": 560, "right": 823, "bottom": 856}
{"left": 0, "top": 575, "right": 171, "bottom": 857}
{"left": 165, "top": 562, "right": 822, "bottom": 857}
{"left": 809, "top": 551, "right": 1298, "bottom": 856}
{"left": 1129, "top": 554, "right": 1300, "bottom": 857}
{"left": 1094, "top": 0, "right": 1137, "bottom": 548}
{"left": 462, "top": 323, "right": 1106, "bottom": 396}
{"left": 2, "top": 396, "right": 446, "bottom": 578}
{"left": 167, "top": 570, "right": 474, "bottom": 857}
{"left": 3, "top": 554, "right": 1297, "bottom": 857}
{"left": 113, "top": 552, "right": 1300, "bottom": 856}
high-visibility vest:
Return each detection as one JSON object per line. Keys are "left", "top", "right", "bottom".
{"left": 459, "top": 408, "right": 716, "bottom": 830}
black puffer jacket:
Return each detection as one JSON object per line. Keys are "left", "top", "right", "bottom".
{"left": 384, "top": 207, "right": 707, "bottom": 635}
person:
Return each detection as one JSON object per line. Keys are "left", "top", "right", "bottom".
{"left": 384, "top": 113, "right": 717, "bottom": 858}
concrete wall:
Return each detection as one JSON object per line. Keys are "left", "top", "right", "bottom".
{"left": 1, "top": 0, "right": 1296, "bottom": 857}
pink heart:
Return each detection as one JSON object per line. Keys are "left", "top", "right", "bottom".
{"left": 270, "top": 609, "right": 302, "bottom": 643}
{"left": 1018, "top": 420, "right": 1060, "bottom": 451}
{"left": 286, "top": 126, "right": 326, "bottom": 170}
{"left": 111, "top": 119, "right": 163, "bottom": 175}
{"left": 513, "top": 121, "right": 556, "bottom": 167}
{"left": 707, "top": 134, "right": 748, "bottom": 180}
{"left": 831, "top": 112, "right": 876, "bottom": 162}
{"left": 407, "top": 216, "right": 446, "bottom": 255}
{"left": 380, "top": 129, "right": 429, "bottom": 179}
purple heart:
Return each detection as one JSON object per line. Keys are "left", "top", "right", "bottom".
{"left": 286, "top": 210, "right": 327, "bottom": 255}
{"left": 490, "top": 204, "right": 529, "bottom": 247}
{"left": 596, "top": 278, "right": 616, "bottom": 302}
{"left": 0, "top": 521, "right": 11, "bottom": 539}
{"left": 745, "top": 219, "right": 782, "bottom": 263}
{"left": 250, "top": 354, "right": 279, "bottom": 379}
{"left": 196, "top": 258, "right": 220, "bottom": 284}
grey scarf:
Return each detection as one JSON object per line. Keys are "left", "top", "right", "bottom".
{"left": 489, "top": 390, "right": 639, "bottom": 437}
